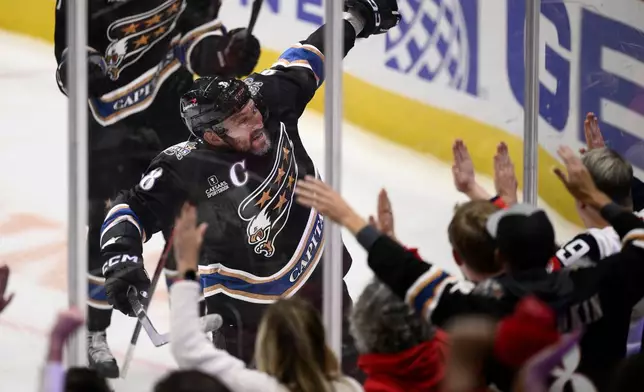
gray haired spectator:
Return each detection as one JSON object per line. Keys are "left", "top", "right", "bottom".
{"left": 581, "top": 147, "right": 633, "bottom": 209}
{"left": 350, "top": 278, "right": 447, "bottom": 391}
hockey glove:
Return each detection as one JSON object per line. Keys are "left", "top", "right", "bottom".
{"left": 103, "top": 254, "right": 150, "bottom": 317}
{"left": 56, "top": 48, "right": 112, "bottom": 97}
{"left": 345, "top": 0, "right": 401, "bottom": 38}
{"left": 221, "top": 28, "right": 261, "bottom": 77}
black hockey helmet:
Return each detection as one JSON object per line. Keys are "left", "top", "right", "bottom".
{"left": 180, "top": 76, "right": 267, "bottom": 139}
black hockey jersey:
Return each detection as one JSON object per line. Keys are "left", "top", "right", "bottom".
{"left": 54, "top": 0, "right": 226, "bottom": 126}
{"left": 100, "top": 23, "right": 359, "bottom": 306}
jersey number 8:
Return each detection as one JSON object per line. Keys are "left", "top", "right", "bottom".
{"left": 139, "top": 167, "right": 163, "bottom": 191}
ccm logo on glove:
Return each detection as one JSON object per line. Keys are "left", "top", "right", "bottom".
{"left": 102, "top": 254, "right": 140, "bottom": 275}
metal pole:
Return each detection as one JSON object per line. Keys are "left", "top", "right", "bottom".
{"left": 66, "top": 0, "right": 89, "bottom": 367}
{"left": 322, "top": 0, "right": 344, "bottom": 359}
{"left": 523, "top": 0, "right": 540, "bottom": 205}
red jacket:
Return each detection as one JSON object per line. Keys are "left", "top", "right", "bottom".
{"left": 358, "top": 330, "right": 449, "bottom": 392}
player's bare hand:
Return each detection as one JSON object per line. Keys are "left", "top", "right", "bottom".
{"left": 368, "top": 188, "right": 398, "bottom": 242}
{"left": 452, "top": 140, "right": 491, "bottom": 200}
{"left": 50, "top": 307, "right": 84, "bottom": 342}
{"left": 493, "top": 142, "right": 518, "bottom": 206}
{"left": 580, "top": 112, "right": 605, "bottom": 154}
{"left": 295, "top": 176, "right": 367, "bottom": 234}
{"left": 0, "top": 264, "right": 14, "bottom": 313}
{"left": 174, "top": 203, "right": 209, "bottom": 272}
{"left": 553, "top": 146, "right": 610, "bottom": 209}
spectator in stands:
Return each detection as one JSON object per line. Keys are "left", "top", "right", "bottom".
{"left": 448, "top": 201, "right": 502, "bottom": 283}
{"left": 350, "top": 278, "right": 448, "bottom": 392}
{"left": 170, "top": 203, "right": 363, "bottom": 392}
{"left": 294, "top": 145, "right": 644, "bottom": 390}
{"left": 0, "top": 264, "right": 13, "bottom": 313}
{"left": 154, "top": 370, "right": 232, "bottom": 392}
{"left": 64, "top": 368, "right": 111, "bottom": 392}
{"left": 40, "top": 307, "right": 110, "bottom": 392}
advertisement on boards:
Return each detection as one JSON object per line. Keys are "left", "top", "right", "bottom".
{"left": 222, "top": 0, "right": 644, "bottom": 174}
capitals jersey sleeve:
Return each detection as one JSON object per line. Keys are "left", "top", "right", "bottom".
{"left": 173, "top": 0, "right": 228, "bottom": 76}
{"left": 99, "top": 142, "right": 194, "bottom": 259}
{"left": 248, "top": 20, "right": 359, "bottom": 118}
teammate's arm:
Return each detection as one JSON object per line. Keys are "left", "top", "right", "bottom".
{"left": 259, "top": 0, "right": 401, "bottom": 116}
{"left": 100, "top": 159, "right": 188, "bottom": 316}
{"left": 176, "top": 0, "right": 260, "bottom": 78}
{"left": 54, "top": 0, "right": 110, "bottom": 97}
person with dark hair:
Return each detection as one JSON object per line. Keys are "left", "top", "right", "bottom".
{"left": 64, "top": 368, "right": 111, "bottom": 392}
{"left": 350, "top": 278, "right": 447, "bottom": 392}
{"left": 154, "top": 370, "right": 231, "bottom": 392}
{"left": 294, "top": 145, "right": 644, "bottom": 391}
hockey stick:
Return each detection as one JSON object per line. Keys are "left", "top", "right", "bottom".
{"left": 247, "top": 0, "right": 264, "bottom": 36}
{"left": 127, "top": 286, "right": 224, "bottom": 347}
{"left": 127, "top": 286, "right": 170, "bottom": 347}
{"left": 120, "top": 231, "right": 174, "bottom": 378}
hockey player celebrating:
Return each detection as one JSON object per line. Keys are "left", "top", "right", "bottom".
{"left": 98, "top": 0, "right": 401, "bottom": 378}
{"left": 54, "top": 0, "right": 260, "bottom": 377}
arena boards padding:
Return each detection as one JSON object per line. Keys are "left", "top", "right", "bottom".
{"left": 3, "top": 0, "right": 644, "bottom": 226}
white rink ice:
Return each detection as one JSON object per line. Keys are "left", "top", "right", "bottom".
{"left": 0, "top": 31, "right": 581, "bottom": 391}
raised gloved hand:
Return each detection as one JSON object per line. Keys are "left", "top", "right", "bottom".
{"left": 345, "top": 0, "right": 401, "bottom": 38}
{"left": 56, "top": 48, "right": 112, "bottom": 97}
{"left": 102, "top": 254, "right": 150, "bottom": 316}
{"left": 221, "top": 28, "right": 261, "bottom": 77}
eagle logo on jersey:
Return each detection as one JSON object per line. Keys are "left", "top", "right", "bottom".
{"left": 104, "top": 0, "right": 186, "bottom": 80}
{"left": 237, "top": 124, "right": 298, "bottom": 257}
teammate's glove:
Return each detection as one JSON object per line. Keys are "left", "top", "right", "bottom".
{"left": 56, "top": 48, "right": 112, "bottom": 97}
{"left": 102, "top": 254, "right": 150, "bottom": 317}
{"left": 345, "top": 0, "right": 401, "bottom": 38}
{"left": 220, "top": 28, "right": 261, "bottom": 77}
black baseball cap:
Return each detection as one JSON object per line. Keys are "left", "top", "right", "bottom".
{"left": 486, "top": 204, "right": 557, "bottom": 270}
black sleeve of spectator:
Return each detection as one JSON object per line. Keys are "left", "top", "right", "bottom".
{"left": 366, "top": 235, "right": 432, "bottom": 300}
{"left": 600, "top": 203, "right": 643, "bottom": 239}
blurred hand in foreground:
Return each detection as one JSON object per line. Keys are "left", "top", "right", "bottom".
{"left": 48, "top": 307, "right": 84, "bottom": 362}
{"left": 173, "top": 203, "right": 208, "bottom": 275}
